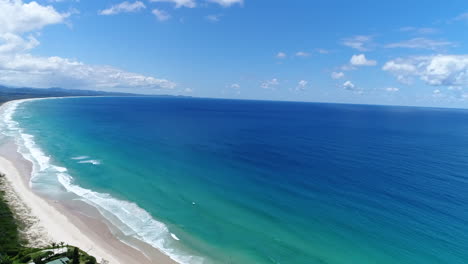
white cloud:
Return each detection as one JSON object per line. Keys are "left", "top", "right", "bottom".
{"left": 316, "top": 48, "right": 329, "bottom": 54}
{"left": 150, "top": 0, "right": 196, "bottom": 8}
{"left": 342, "top": 35, "right": 374, "bottom": 51}
{"left": 382, "top": 60, "right": 417, "bottom": 73}
{"left": 150, "top": 0, "right": 242, "bottom": 8}
{"left": 381, "top": 60, "right": 416, "bottom": 85}
{"left": 205, "top": 14, "right": 222, "bottom": 22}
{"left": 100, "top": 1, "right": 146, "bottom": 15}
{"left": 0, "top": 33, "right": 39, "bottom": 53}
{"left": 0, "top": 54, "right": 176, "bottom": 90}
{"left": 0, "top": 0, "right": 63, "bottom": 55}
{"left": 384, "top": 87, "right": 399, "bottom": 92}
{"left": 396, "top": 75, "right": 413, "bottom": 85}
{"left": 0, "top": 0, "right": 176, "bottom": 92}
{"left": 343, "top": 80, "right": 355, "bottom": 90}
{"left": 231, "top": 83, "right": 240, "bottom": 89}
{"left": 385, "top": 38, "right": 454, "bottom": 50}
{"left": 152, "top": 9, "right": 171, "bottom": 21}
{"left": 0, "top": 0, "right": 67, "bottom": 34}
{"left": 295, "top": 51, "right": 310, "bottom": 57}
{"left": 295, "top": 80, "right": 307, "bottom": 91}
{"left": 399, "top": 27, "right": 438, "bottom": 34}
{"left": 454, "top": 12, "right": 468, "bottom": 22}
{"left": 350, "top": 54, "right": 377, "bottom": 66}
{"left": 208, "top": 0, "right": 243, "bottom": 7}
{"left": 184, "top": 88, "right": 193, "bottom": 93}
{"left": 448, "top": 86, "right": 462, "bottom": 91}
{"left": 261, "top": 78, "right": 279, "bottom": 89}
{"left": 340, "top": 64, "right": 356, "bottom": 71}
{"left": 331, "top": 71, "right": 344, "bottom": 79}
{"left": 276, "top": 52, "right": 286, "bottom": 59}
{"left": 432, "top": 89, "right": 444, "bottom": 98}
{"left": 383, "top": 55, "right": 468, "bottom": 87}
{"left": 342, "top": 80, "right": 362, "bottom": 93}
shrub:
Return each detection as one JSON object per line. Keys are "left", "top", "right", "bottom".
{"left": 0, "top": 182, "right": 22, "bottom": 254}
{"left": 85, "top": 255, "right": 97, "bottom": 264}
{"left": 0, "top": 255, "right": 12, "bottom": 264}
{"left": 72, "top": 247, "right": 79, "bottom": 264}
{"left": 19, "top": 255, "right": 31, "bottom": 263}
{"left": 4, "top": 250, "right": 18, "bottom": 257}
{"left": 32, "top": 256, "right": 44, "bottom": 264}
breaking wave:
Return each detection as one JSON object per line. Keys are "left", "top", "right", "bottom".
{"left": 0, "top": 98, "right": 205, "bottom": 264}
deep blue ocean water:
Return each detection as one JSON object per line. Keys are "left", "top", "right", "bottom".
{"left": 4, "top": 96, "right": 468, "bottom": 263}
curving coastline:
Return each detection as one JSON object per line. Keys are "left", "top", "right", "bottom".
{"left": 0, "top": 98, "right": 180, "bottom": 264}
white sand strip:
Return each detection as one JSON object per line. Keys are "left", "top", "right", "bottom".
{"left": 0, "top": 156, "right": 121, "bottom": 263}
{"left": 0, "top": 98, "right": 178, "bottom": 264}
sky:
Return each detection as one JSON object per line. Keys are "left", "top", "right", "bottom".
{"left": 1, "top": 0, "right": 468, "bottom": 107}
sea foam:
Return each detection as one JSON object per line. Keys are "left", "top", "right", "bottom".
{"left": 78, "top": 159, "right": 101, "bottom": 165}
{"left": 71, "top": 156, "right": 89, "bottom": 160}
{"left": 0, "top": 98, "right": 205, "bottom": 264}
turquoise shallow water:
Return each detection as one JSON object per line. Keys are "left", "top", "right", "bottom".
{"left": 2, "top": 96, "right": 468, "bottom": 263}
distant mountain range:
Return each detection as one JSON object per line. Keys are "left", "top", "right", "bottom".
{"left": 0, "top": 86, "right": 189, "bottom": 105}
{"left": 0, "top": 85, "right": 137, "bottom": 97}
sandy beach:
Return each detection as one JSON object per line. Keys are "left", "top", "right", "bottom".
{"left": 0, "top": 100, "right": 178, "bottom": 264}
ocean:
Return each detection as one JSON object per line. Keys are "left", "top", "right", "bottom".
{"left": 1, "top": 96, "right": 468, "bottom": 264}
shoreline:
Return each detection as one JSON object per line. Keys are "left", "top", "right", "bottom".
{"left": 0, "top": 98, "right": 178, "bottom": 264}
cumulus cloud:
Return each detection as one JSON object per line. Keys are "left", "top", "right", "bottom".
{"left": 316, "top": 48, "right": 329, "bottom": 54}
{"left": 350, "top": 54, "right": 377, "bottom": 66}
{"left": 385, "top": 38, "right": 454, "bottom": 50}
{"left": 184, "top": 88, "right": 193, "bottom": 93}
{"left": 342, "top": 35, "right": 374, "bottom": 51}
{"left": 382, "top": 60, "right": 417, "bottom": 73}
{"left": 0, "top": 0, "right": 67, "bottom": 34}
{"left": 384, "top": 87, "right": 399, "bottom": 92}
{"left": 331, "top": 71, "right": 344, "bottom": 79}
{"left": 295, "top": 80, "right": 307, "bottom": 91}
{"left": 0, "top": 0, "right": 64, "bottom": 57}
{"left": 208, "top": 0, "right": 243, "bottom": 7}
{"left": 295, "top": 51, "right": 310, "bottom": 57}
{"left": 342, "top": 80, "right": 362, "bottom": 93}
{"left": 0, "top": 54, "right": 176, "bottom": 90}
{"left": 150, "top": 0, "right": 196, "bottom": 8}
{"left": 0, "top": 0, "right": 175, "bottom": 92}
{"left": 0, "top": 33, "right": 39, "bottom": 53}
{"left": 261, "top": 78, "right": 279, "bottom": 89}
{"left": 399, "top": 27, "right": 438, "bottom": 34}
{"left": 99, "top": 1, "right": 146, "bottom": 15}
{"left": 382, "top": 55, "right": 468, "bottom": 87}
{"left": 276, "top": 52, "right": 286, "bottom": 59}
{"left": 152, "top": 9, "right": 171, "bottom": 21}
{"left": 229, "top": 83, "right": 240, "bottom": 95}
{"left": 432, "top": 89, "right": 444, "bottom": 98}
{"left": 340, "top": 64, "right": 355, "bottom": 71}
{"left": 205, "top": 14, "right": 222, "bottom": 22}
{"left": 343, "top": 80, "right": 355, "bottom": 90}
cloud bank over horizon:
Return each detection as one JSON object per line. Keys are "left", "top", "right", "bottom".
{"left": 0, "top": 0, "right": 467, "bottom": 105}
{"left": 0, "top": 0, "right": 176, "bottom": 93}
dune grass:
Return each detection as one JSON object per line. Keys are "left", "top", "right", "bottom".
{"left": 0, "top": 173, "right": 24, "bottom": 256}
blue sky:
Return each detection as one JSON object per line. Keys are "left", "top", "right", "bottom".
{"left": 1, "top": 0, "right": 468, "bottom": 107}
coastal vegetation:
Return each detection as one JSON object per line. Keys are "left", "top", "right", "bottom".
{"left": 0, "top": 173, "right": 99, "bottom": 264}
{"left": 0, "top": 89, "right": 134, "bottom": 264}
{"left": 0, "top": 172, "right": 24, "bottom": 256}
{"left": 0, "top": 244, "right": 98, "bottom": 264}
